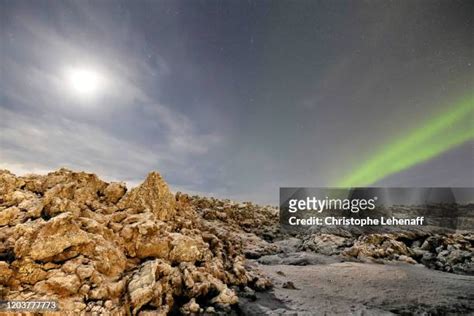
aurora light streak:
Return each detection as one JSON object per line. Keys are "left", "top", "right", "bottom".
{"left": 336, "top": 95, "right": 474, "bottom": 187}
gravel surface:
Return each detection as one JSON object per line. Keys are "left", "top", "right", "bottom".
{"left": 240, "top": 259, "right": 474, "bottom": 315}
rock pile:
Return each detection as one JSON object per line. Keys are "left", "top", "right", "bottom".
{"left": 300, "top": 232, "right": 474, "bottom": 275}
{"left": 1, "top": 168, "right": 472, "bottom": 314}
{"left": 187, "top": 196, "right": 281, "bottom": 259}
{"left": 0, "top": 169, "right": 271, "bottom": 314}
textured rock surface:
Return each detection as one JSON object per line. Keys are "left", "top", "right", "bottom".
{"left": 1, "top": 168, "right": 472, "bottom": 315}
{"left": 298, "top": 231, "right": 474, "bottom": 275}
{"left": 0, "top": 169, "right": 272, "bottom": 314}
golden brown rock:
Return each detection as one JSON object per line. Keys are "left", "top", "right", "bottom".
{"left": 118, "top": 172, "right": 175, "bottom": 220}
{"left": 103, "top": 182, "right": 127, "bottom": 204}
{"left": 0, "top": 169, "right": 271, "bottom": 314}
{"left": 16, "top": 212, "right": 90, "bottom": 261}
{"left": 0, "top": 206, "right": 20, "bottom": 226}
{"left": 0, "top": 262, "right": 13, "bottom": 285}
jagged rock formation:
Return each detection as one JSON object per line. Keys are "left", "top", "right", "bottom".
{"left": 187, "top": 196, "right": 281, "bottom": 260}
{"left": 1, "top": 168, "right": 472, "bottom": 315}
{"left": 0, "top": 169, "right": 273, "bottom": 314}
{"left": 299, "top": 231, "right": 474, "bottom": 275}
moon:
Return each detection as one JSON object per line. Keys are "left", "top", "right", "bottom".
{"left": 67, "top": 67, "right": 103, "bottom": 96}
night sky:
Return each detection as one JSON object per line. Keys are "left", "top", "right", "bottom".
{"left": 1, "top": 0, "right": 473, "bottom": 204}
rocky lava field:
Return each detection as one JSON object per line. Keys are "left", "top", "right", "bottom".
{"left": 0, "top": 169, "right": 473, "bottom": 315}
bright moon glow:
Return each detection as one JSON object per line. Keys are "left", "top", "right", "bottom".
{"left": 67, "top": 68, "right": 102, "bottom": 96}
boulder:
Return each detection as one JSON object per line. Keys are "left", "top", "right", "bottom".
{"left": 118, "top": 172, "right": 175, "bottom": 220}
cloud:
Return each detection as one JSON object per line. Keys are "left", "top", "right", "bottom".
{"left": 2, "top": 1, "right": 473, "bottom": 205}
{"left": 0, "top": 6, "right": 223, "bottom": 192}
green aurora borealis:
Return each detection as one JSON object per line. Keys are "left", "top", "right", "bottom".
{"left": 336, "top": 95, "right": 474, "bottom": 187}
